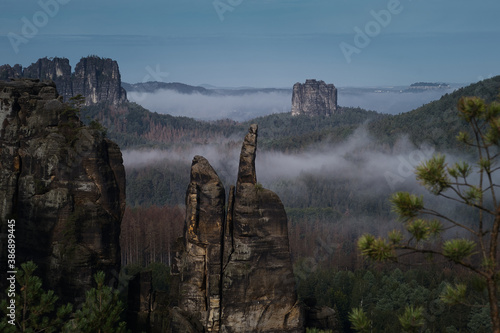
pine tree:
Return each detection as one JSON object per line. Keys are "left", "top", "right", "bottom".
{"left": 64, "top": 271, "right": 128, "bottom": 333}
{"left": 358, "top": 96, "right": 500, "bottom": 332}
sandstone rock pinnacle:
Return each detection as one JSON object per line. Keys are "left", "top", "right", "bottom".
{"left": 171, "top": 124, "right": 304, "bottom": 332}
{"left": 176, "top": 155, "right": 225, "bottom": 332}
{"left": 221, "top": 124, "right": 304, "bottom": 332}
{"left": 237, "top": 124, "right": 258, "bottom": 186}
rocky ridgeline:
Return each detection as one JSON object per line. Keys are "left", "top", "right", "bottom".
{"left": 0, "top": 79, "right": 126, "bottom": 303}
{"left": 291, "top": 79, "right": 338, "bottom": 116}
{"left": 0, "top": 56, "right": 127, "bottom": 105}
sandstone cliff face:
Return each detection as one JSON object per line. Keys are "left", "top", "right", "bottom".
{"left": 291, "top": 79, "right": 338, "bottom": 116}
{"left": 22, "top": 57, "right": 73, "bottom": 101}
{"left": 0, "top": 79, "right": 126, "bottom": 303}
{"left": 73, "top": 56, "right": 127, "bottom": 105}
{"left": 0, "top": 56, "right": 127, "bottom": 106}
{"left": 169, "top": 124, "right": 303, "bottom": 332}
{"left": 0, "top": 64, "right": 22, "bottom": 81}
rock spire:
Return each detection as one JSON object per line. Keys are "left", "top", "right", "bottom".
{"left": 170, "top": 124, "right": 304, "bottom": 332}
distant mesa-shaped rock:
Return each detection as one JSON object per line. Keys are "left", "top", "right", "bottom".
{"left": 0, "top": 56, "right": 127, "bottom": 105}
{"left": 291, "top": 79, "right": 338, "bottom": 116}
{"left": 0, "top": 79, "right": 126, "bottom": 304}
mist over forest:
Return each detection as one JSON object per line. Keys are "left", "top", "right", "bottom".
{"left": 127, "top": 85, "right": 461, "bottom": 121}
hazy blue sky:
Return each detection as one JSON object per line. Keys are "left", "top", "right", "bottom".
{"left": 1, "top": 0, "right": 499, "bottom": 87}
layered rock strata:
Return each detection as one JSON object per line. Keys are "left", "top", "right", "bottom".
{"left": 0, "top": 79, "right": 126, "bottom": 303}
{"left": 171, "top": 124, "right": 304, "bottom": 332}
{"left": 0, "top": 56, "right": 127, "bottom": 105}
{"left": 291, "top": 79, "right": 338, "bottom": 116}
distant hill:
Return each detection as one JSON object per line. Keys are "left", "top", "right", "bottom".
{"left": 122, "top": 81, "right": 213, "bottom": 95}
{"left": 95, "top": 75, "right": 500, "bottom": 209}
{"left": 84, "top": 75, "right": 500, "bottom": 152}
{"left": 123, "top": 80, "right": 291, "bottom": 96}
{"left": 369, "top": 75, "right": 500, "bottom": 151}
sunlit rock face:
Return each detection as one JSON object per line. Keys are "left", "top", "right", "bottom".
{"left": 291, "top": 79, "right": 338, "bottom": 116}
{"left": 0, "top": 79, "right": 125, "bottom": 304}
{"left": 172, "top": 124, "right": 304, "bottom": 333}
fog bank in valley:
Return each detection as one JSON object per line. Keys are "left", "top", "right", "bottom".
{"left": 123, "top": 128, "right": 436, "bottom": 195}
{"left": 128, "top": 90, "right": 291, "bottom": 121}
{"left": 128, "top": 87, "right": 459, "bottom": 121}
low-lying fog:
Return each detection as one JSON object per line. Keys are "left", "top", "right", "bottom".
{"left": 122, "top": 128, "right": 456, "bottom": 196}
{"left": 123, "top": 125, "right": 497, "bottom": 239}
{"left": 127, "top": 86, "right": 460, "bottom": 121}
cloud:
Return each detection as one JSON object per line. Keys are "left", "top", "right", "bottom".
{"left": 123, "top": 125, "right": 499, "bottom": 241}
{"left": 122, "top": 127, "right": 435, "bottom": 193}
{"left": 338, "top": 88, "right": 458, "bottom": 114}
{"left": 128, "top": 89, "right": 292, "bottom": 121}
{"left": 127, "top": 87, "right": 459, "bottom": 121}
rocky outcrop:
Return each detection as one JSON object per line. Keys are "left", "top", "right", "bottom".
{"left": 0, "top": 79, "right": 126, "bottom": 303}
{"left": 165, "top": 124, "right": 304, "bottom": 332}
{"left": 22, "top": 57, "right": 73, "bottom": 101}
{"left": 291, "top": 79, "right": 338, "bottom": 116}
{"left": 0, "top": 56, "right": 127, "bottom": 105}
{"left": 0, "top": 64, "right": 22, "bottom": 81}
{"left": 304, "top": 305, "right": 340, "bottom": 332}
{"left": 73, "top": 56, "right": 127, "bottom": 105}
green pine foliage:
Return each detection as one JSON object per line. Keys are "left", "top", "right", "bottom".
{"left": 349, "top": 307, "right": 371, "bottom": 332}
{"left": 358, "top": 94, "right": 500, "bottom": 331}
{"left": 0, "top": 261, "right": 73, "bottom": 333}
{"left": 0, "top": 262, "right": 130, "bottom": 333}
{"left": 298, "top": 267, "right": 482, "bottom": 332}
{"left": 64, "top": 271, "right": 128, "bottom": 333}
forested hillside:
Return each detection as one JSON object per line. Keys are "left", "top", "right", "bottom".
{"left": 368, "top": 75, "right": 500, "bottom": 150}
